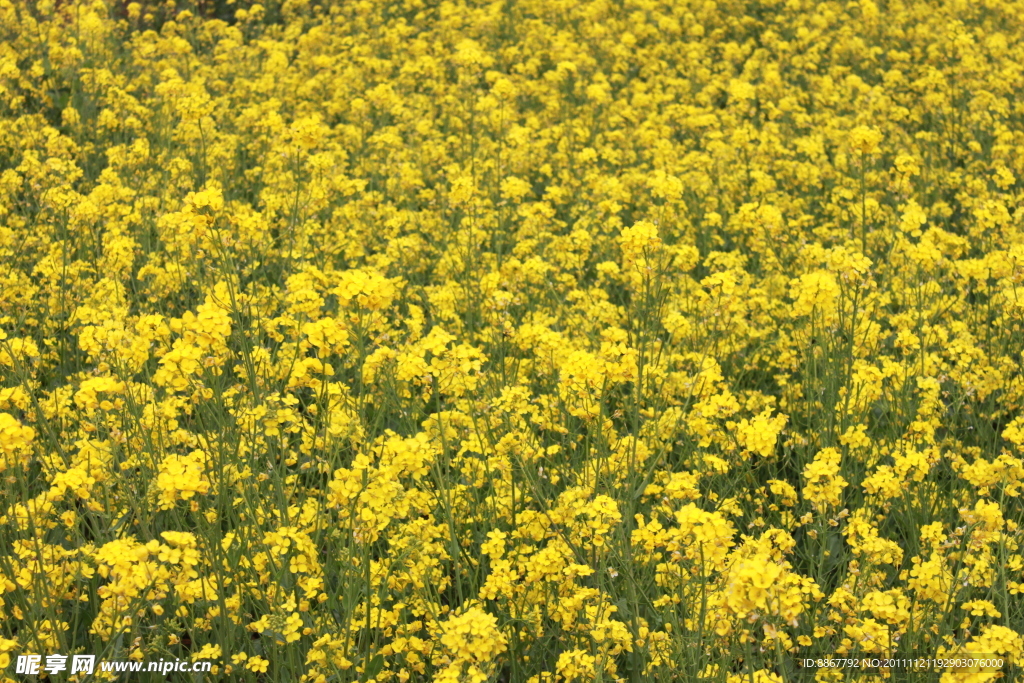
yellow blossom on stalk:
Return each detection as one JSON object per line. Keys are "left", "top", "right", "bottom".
{"left": 245, "top": 655, "right": 270, "bottom": 673}
{"left": 961, "top": 599, "right": 1001, "bottom": 618}
{"left": 844, "top": 617, "right": 891, "bottom": 653}
{"left": 301, "top": 317, "right": 349, "bottom": 357}
{"left": 803, "top": 448, "right": 848, "bottom": 512}
{"left": 862, "top": 465, "right": 901, "bottom": 500}
{"left": 848, "top": 126, "right": 884, "bottom": 155}
{"left": 844, "top": 510, "right": 903, "bottom": 566}
{"left": 555, "top": 649, "right": 597, "bottom": 682}
{"left": 1003, "top": 417, "right": 1024, "bottom": 448}
{"left": 939, "top": 625, "right": 1024, "bottom": 682}
{"left": 0, "top": 412, "right": 35, "bottom": 472}
{"left": 768, "top": 480, "right": 798, "bottom": 507}
{"left": 618, "top": 220, "right": 664, "bottom": 283}
{"left": 720, "top": 555, "right": 784, "bottom": 621}
{"left": 439, "top": 606, "right": 506, "bottom": 663}
{"left": 74, "top": 376, "right": 126, "bottom": 414}
{"left": 434, "top": 606, "right": 507, "bottom": 683}
{"left": 0, "top": 336, "right": 39, "bottom": 368}
{"left": 669, "top": 504, "right": 737, "bottom": 569}
{"left": 894, "top": 153, "right": 921, "bottom": 177}
{"left": 907, "top": 553, "right": 953, "bottom": 603}
{"left": 731, "top": 409, "right": 788, "bottom": 457}
{"left": 958, "top": 453, "right": 1024, "bottom": 496}
{"left": 899, "top": 200, "right": 928, "bottom": 237}
{"left": 155, "top": 450, "right": 211, "bottom": 509}
{"left": 334, "top": 269, "right": 399, "bottom": 313}
{"left": 287, "top": 115, "right": 329, "bottom": 151}
{"left": 557, "top": 349, "right": 610, "bottom": 420}
{"left": 789, "top": 271, "right": 840, "bottom": 319}
{"left": 191, "top": 643, "right": 222, "bottom": 661}
{"left": 713, "top": 545, "right": 822, "bottom": 636}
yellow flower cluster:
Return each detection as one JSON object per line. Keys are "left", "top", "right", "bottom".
{"left": 1, "top": 0, "right": 1023, "bottom": 681}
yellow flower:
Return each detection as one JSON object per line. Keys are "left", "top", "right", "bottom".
{"left": 0, "top": 412, "right": 35, "bottom": 472}
{"left": 245, "top": 656, "right": 270, "bottom": 673}
{"left": 802, "top": 448, "right": 848, "bottom": 512}
{"left": 848, "top": 125, "right": 883, "bottom": 155}
{"left": 440, "top": 606, "right": 507, "bottom": 665}
{"left": 155, "top": 450, "right": 211, "bottom": 510}
{"left": 732, "top": 409, "right": 788, "bottom": 458}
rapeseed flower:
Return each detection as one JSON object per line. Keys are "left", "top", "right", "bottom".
{"left": 1, "top": 0, "right": 1022, "bottom": 680}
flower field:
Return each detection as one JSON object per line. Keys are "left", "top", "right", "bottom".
{"left": 2, "top": 0, "right": 1024, "bottom": 680}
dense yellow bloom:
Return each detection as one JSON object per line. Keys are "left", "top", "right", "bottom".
{"left": 1, "top": 0, "right": 1023, "bottom": 679}
{"left": 731, "top": 409, "right": 788, "bottom": 458}
{"left": 439, "top": 607, "right": 506, "bottom": 664}
{"left": 155, "top": 450, "right": 211, "bottom": 510}
{"left": 0, "top": 412, "right": 34, "bottom": 472}
{"left": 848, "top": 126, "right": 884, "bottom": 156}
{"left": 789, "top": 271, "right": 841, "bottom": 320}
{"left": 802, "top": 448, "right": 848, "bottom": 512}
